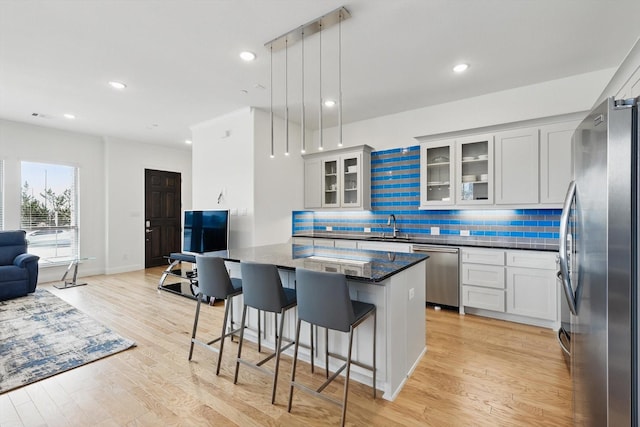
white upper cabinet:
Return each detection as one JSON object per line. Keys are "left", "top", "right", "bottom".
{"left": 494, "top": 127, "right": 539, "bottom": 205}
{"left": 456, "top": 134, "right": 494, "bottom": 205}
{"left": 303, "top": 145, "right": 372, "bottom": 210}
{"left": 539, "top": 121, "right": 578, "bottom": 204}
{"left": 420, "top": 139, "right": 455, "bottom": 207}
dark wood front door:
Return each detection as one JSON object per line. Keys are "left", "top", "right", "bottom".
{"left": 145, "top": 169, "right": 181, "bottom": 268}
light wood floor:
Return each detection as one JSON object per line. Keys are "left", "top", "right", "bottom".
{"left": 1, "top": 267, "right": 572, "bottom": 426}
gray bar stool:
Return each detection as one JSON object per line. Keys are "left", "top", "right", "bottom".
{"left": 288, "top": 268, "right": 376, "bottom": 427}
{"left": 234, "top": 261, "right": 297, "bottom": 404}
{"left": 188, "top": 256, "right": 242, "bottom": 376}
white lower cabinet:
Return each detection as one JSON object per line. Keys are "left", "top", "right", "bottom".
{"left": 505, "top": 266, "right": 557, "bottom": 320}
{"left": 462, "top": 285, "right": 505, "bottom": 312}
{"left": 461, "top": 247, "right": 558, "bottom": 328}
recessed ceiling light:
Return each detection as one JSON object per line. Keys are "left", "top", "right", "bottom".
{"left": 240, "top": 51, "right": 256, "bottom": 61}
{"left": 108, "top": 81, "right": 127, "bottom": 90}
{"left": 63, "top": 113, "right": 76, "bottom": 120}
{"left": 453, "top": 63, "right": 469, "bottom": 73}
{"left": 324, "top": 100, "right": 336, "bottom": 107}
{"left": 185, "top": 139, "right": 192, "bottom": 144}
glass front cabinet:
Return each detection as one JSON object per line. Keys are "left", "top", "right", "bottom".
{"left": 304, "top": 145, "right": 373, "bottom": 210}
{"left": 456, "top": 134, "right": 494, "bottom": 205}
{"left": 420, "top": 139, "right": 455, "bottom": 207}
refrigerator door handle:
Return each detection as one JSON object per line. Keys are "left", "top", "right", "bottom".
{"left": 559, "top": 181, "right": 577, "bottom": 315}
{"left": 557, "top": 327, "right": 571, "bottom": 356}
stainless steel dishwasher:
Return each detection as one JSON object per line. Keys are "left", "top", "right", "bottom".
{"left": 412, "top": 245, "right": 460, "bottom": 308}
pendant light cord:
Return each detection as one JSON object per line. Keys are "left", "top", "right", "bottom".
{"left": 338, "top": 12, "right": 343, "bottom": 147}
{"left": 270, "top": 45, "right": 274, "bottom": 158}
{"left": 319, "top": 21, "right": 323, "bottom": 151}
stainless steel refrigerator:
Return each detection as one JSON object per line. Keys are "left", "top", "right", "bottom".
{"left": 558, "top": 96, "right": 639, "bottom": 426}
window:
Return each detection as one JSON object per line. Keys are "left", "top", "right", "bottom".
{"left": 20, "top": 161, "right": 78, "bottom": 260}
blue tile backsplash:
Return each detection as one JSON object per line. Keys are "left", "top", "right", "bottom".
{"left": 293, "top": 146, "right": 561, "bottom": 250}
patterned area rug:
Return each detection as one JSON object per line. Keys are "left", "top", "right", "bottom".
{"left": 0, "top": 289, "right": 135, "bottom": 393}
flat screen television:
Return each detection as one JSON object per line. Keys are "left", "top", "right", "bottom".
{"left": 183, "top": 210, "right": 229, "bottom": 254}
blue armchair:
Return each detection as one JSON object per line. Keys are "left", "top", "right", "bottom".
{"left": 0, "top": 230, "right": 40, "bottom": 301}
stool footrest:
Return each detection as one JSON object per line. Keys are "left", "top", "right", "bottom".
{"left": 327, "top": 351, "right": 375, "bottom": 372}
{"left": 290, "top": 381, "right": 342, "bottom": 407}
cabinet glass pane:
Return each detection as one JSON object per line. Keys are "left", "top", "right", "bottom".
{"left": 460, "top": 141, "right": 489, "bottom": 201}
{"left": 324, "top": 160, "right": 338, "bottom": 205}
{"left": 342, "top": 156, "right": 358, "bottom": 205}
{"left": 425, "top": 145, "right": 452, "bottom": 202}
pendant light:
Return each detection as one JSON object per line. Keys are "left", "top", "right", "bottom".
{"left": 284, "top": 38, "right": 289, "bottom": 156}
{"left": 264, "top": 6, "right": 351, "bottom": 157}
{"left": 337, "top": 10, "right": 343, "bottom": 147}
{"left": 270, "top": 45, "right": 274, "bottom": 158}
{"left": 301, "top": 30, "right": 306, "bottom": 154}
{"left": 318, "top": 21, "right": 323, "bottom": 151}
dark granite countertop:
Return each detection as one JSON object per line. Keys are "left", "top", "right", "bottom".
{"left": 200, "top": 243, "right": 428, "bottom": 283}
{"left": 292, "top": 233, "right": 559, "bottom": 252}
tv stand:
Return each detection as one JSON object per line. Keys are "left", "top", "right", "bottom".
{"left": 158, "top": 253, "right": 203, "bottom": 300}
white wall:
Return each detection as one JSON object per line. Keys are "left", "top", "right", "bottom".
{"left": 191, "top": 108, "right": 256, "bottom": 248}
{"left": 0, "top": 119, "right": 106, "bottom": 282}
{"left": 0, "top": 119, "right": 192, "bottom": 282}
{"left": 191, "top": 107, "right": 304, "bottom": 247}
{"left": 104, "top": 136, "right": 192, "bottom": 274}
{"left": 253, "top": 108, "right": 304, "bottom": 245}
{"left": 310, "top": 69, "right": 616, "bottom": 153}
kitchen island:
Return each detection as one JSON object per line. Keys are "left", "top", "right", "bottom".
{"left": 193, "top": 243, "right": 428, "bottom": 401}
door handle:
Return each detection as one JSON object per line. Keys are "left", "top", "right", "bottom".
{"left": 557, "top": 328, "right": 571, "bottom": 356}
{"left": 145, "top": 229, "right": 152, "bottom": 233}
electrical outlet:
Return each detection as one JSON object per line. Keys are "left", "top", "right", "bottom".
{"left": 364, "top": 227, "right": 371, "bottom": 233}
{"left": 409, "top": 288, "right": 415, "bottom": 300}
{"left": 326, "top": 226, "right": 333, "bottom": 231}
{"left": 460, "top": 229, "right": 470, "bottom": 237}
{"left": 430, "top": 226, "right": 440, "bottom": 236}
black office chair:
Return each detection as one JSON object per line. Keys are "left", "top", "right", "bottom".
{"left": 188, "top": 256, "right": 242, "bottom": 375}
{"left": 234, "top": 261, "right": 297, "bottom": 404}
{"left": 288, "top": 268, "right": 376, "bottom": 427}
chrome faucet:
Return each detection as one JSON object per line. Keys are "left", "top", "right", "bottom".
{"left": 387, "top": 214, "right": 398, "bottom": 238}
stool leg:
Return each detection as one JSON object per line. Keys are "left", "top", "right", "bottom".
{"left": 372, "top": 309, "right": 377, "bottom": 399}
{"left": 258, "top": 309, "right": 262, "bottom": 352}
{"left": 341, "top": 326, "right": 355, "bottom": 427}
{"left": 188, "top": 293, "right": 203, "bottom": 360}
{"left": 288, "top": 318, "right": 303, "bottom": 413}
{"left": 216, "top": 296, "right": 231, "bottom": 375}
{"left": 234, "top": 304, "right": 248, "bottom": 384}
{"left": 271, "top": 309, "right": 286, "bottom": 404}
{"left": 325, "top": 327, "right": 329, "bottom": 379}
{"left": 310, "top": 323, "right": 314, "bottom": 374}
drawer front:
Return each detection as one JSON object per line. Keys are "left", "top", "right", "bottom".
{"left": 506, "top": 250, "right": 557, "bottom": 270}
{"left": 462, "top": 264, "right": 505, "bottom": 289}
{"left": 334, "top": 239, "right": 358, "bottom": 249}
{"left": 462, "top": 285, "right": 506, "bottom": 312}
{"left": 292, "top": 237, "right": 314, "bottom": 245}
{"left": 461, "top": 249, "right": 505, "bottom": 265}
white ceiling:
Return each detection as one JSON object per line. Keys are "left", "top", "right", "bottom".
{"left": 1, "top": 0, "right": 639, "bottom": 149}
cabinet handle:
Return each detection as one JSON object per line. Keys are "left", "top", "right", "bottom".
{"left": 558, "top": 180, "right": 577, "bottom": 316}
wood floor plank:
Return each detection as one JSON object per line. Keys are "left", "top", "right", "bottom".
{"left": 1, "top": 267, "right": 572, "bottom": 426}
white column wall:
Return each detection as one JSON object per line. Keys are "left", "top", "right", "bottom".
{"left": 191, "top": 108, "right": 255, "bottom": 249}
{"left": 253, "top": 108, "right": 304, "bottom": 245}
{"left": 103, "top": 137, "right": 192, "bottom": 274}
